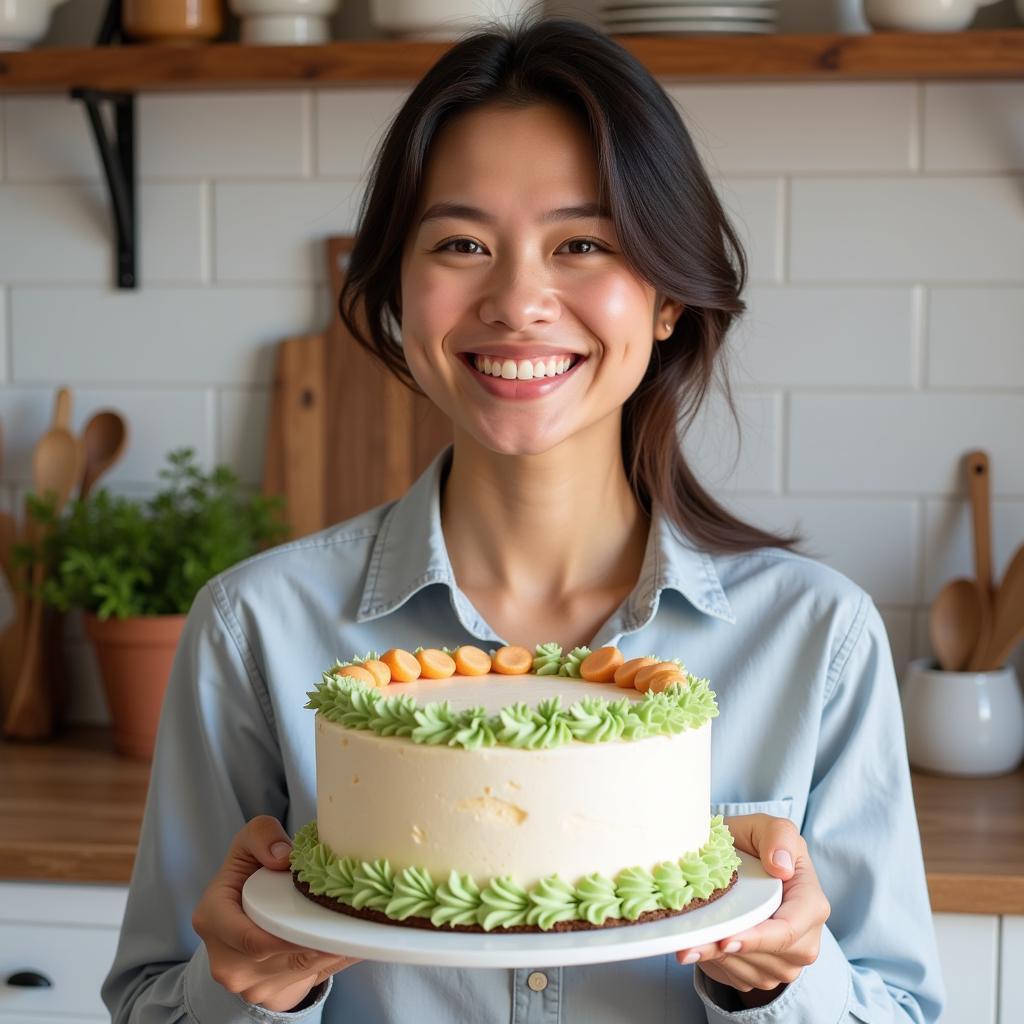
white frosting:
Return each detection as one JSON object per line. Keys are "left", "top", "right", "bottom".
{"left": 314, "top": 673, "right": 712, "bottom": 887}
{"left": 375, "top": 671, "right": 646, "bottom": 711}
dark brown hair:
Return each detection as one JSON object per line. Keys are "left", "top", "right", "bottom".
{"left": 339, "top": 9, "right": 804, "bottom": 555}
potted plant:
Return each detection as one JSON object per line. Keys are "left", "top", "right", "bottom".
{"left": 25, "top": 448, "right": 287, "bottom": 758}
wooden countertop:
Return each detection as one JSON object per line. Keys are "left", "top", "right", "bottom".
{"left": 1, "top": 726, "right": 1022, "bottom": 915}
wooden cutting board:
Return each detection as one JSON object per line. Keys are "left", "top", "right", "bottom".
{"left": 263, "top": 236, "right": 451, "bottom": 537}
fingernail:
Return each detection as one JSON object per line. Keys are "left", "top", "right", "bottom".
{"left": 722, "top": 940, "right": 741, "bottom": 954}
{"left": 772, "top": 849, "right": 793, "bottom": 871}
{"left": 682, "top": 951, "right": 700, "bottom": 964}
{"left": 271, "top": 841, "right": 293, "bottom": 859}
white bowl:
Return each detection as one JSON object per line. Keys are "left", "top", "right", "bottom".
{"left": 240, "top": 13, "right": 331, "bottom": 42}
{"left": 864, "top": 0, "right": 999, "bottom": 32}
{"left": 370, "top": 0, "right": 536, "bottom": 40}
{"left": 0, "top": 0, "right": 69, "bottom": 51}
{"left": 231, "top": 0, "right": 339, "bottom": 14}
{"left": 901, "top": 658, "right": 1024, "bottom": 777}
{"left": 230, "top": 0, "right": 339, "bottom": 43}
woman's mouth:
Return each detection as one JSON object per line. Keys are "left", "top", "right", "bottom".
{"left": 460, "top": 352, "right": 585, "bottom": 399}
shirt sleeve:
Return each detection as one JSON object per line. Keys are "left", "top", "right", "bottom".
{"left": 101, "top": 581, "right": 334, "bottom": 1023}
{"left": 693, "top": 593, "right": 946, "bottom": 1023}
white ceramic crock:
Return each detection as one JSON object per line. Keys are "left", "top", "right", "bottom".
{"left": 864, "top": 0, "right": 1003, "bottom": 32}
{"left": 229, "top": 0, "right": 339, "bottom": 44}
{"left": 901, "top": 657, "right": 1024, "bottom": 776}
{"left": 0, "top": 0, "right": 69, "bottom": 50}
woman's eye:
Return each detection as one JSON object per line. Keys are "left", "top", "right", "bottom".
{"left": 434, "top": 237, "right": 609, "bottom": 256}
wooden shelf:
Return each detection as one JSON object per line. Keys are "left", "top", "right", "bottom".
{"left": 1, "top": 30, "right": 1023, "bottom": 94}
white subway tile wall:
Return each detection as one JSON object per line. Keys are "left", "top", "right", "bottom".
{"left": 0, "top": 81, "right": 1021, "bottom": 722}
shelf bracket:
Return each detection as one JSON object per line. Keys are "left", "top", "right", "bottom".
{"left": 71, "top": 89, "right": 136, "bottom": 289}
{"left": 70, "top": 2, "right": 136, "bottom": 289}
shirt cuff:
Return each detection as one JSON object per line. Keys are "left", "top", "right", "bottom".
{"left": 692, "top": 924, "right": 851, "bottom": 1023}
{"left": 184, "top": 942, "right": 333, "bottom": 1022}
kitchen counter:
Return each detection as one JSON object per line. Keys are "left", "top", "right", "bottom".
{"left": 1, "top": 726, "right": 1022, "bottom": 914}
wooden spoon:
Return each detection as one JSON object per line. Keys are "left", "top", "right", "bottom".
{"left": 983, "top": 544, "right": 1024, "bottom": 671}
{"left": 965, "top": 451, "right": 995, "bottom": 671}
{"left": 2, "top": 427, "right": 82, "bottom": 739}
{"left": 79, "top": 409, "right": 128, "bottom": 499}
{"left": 929, "top": 577, "right": 985, "bottom": 672}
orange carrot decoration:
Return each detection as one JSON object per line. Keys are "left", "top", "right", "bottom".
{"left": 416, "top": 647, "right": 457, "bottom": 679}
{"left": 634, "top": 661, "right": 682, "bottom": 693}
{"left": 380, "top": 648, "right": 422, "bottom": 682}
{"left": 330, "top": 664, "right": 379, "bottom": 688}
{"left": 613, "top": 656, "right": 659, "bottom": 689}
{"left": 453, "top": 645, "right": 492, "bottom": 675}
{"left": 646, "top": 670, "right": 686, "bottom": 694}
{"left": 361, "top": 659, "right": 392, "bottom": 687}
{"left": 492, "top": 645, "right": 533, "bottom": 675}
{"left": 580, "top": 646, "right": 624, "bottom": 683}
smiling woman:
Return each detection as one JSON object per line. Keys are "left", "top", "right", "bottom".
{"left": 102, "top": 10, "right": 944, "bottom": 1024}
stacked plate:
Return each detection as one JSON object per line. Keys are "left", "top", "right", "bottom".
{"left": 600, "top": 1, "right": 779, "bottom": 36}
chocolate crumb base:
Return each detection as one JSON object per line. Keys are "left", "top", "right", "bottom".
{"left": 291, "top": 869, "right": 739, "bottom": 934}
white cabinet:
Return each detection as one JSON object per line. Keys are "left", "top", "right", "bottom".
{"left": 1001, "top": 916, "right": 1024, "bottom": 1024}
{"left": 0, "top": 881, "right": 127, "bottom": 1022}
{"left": 934, "top": 913, "right": 999, "bottom": 1024}
{"left": 0, "top": 884, "right": 1020, "bottom": 1022}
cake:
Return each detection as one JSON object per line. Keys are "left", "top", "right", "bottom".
{"left": 289, "top": 642, "right": 740, "bottom": 933}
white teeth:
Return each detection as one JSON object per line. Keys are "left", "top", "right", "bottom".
{"left": 472, "top": 354, "right": 576, "bottom": 381}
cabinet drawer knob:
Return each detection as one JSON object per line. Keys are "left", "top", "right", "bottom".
{"left": 6, "top": 970, "right": 54, "bottom": 988}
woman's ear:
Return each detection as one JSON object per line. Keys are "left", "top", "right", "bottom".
{"left": 655, "top": 299, "right": 685, "bottom": 340}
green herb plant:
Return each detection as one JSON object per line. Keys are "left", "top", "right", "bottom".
{"left": 23, "top": 447, "right": 288, "bottom": 620}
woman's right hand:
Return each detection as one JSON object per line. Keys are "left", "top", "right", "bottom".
{"left": 192, "top": 815, "right": 361, "bottom": 1013}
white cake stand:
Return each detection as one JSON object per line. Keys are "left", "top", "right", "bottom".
{"left": 241, "top": 851, "right": 782, "bottom": 968}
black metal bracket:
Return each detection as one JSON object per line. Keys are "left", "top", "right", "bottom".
{"left": 71, "top": 88, "right": 136, "bottom": 289}
{"left": 69, "top": 1, "right": 136, "bottom": 289}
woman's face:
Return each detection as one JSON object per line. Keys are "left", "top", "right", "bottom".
{"left": 400, "top": 102, "right": 682, "bottom": 457}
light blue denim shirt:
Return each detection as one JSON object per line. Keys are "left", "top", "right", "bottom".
{"left": 103, "top": 444, "right": 944, "bottom": 1023}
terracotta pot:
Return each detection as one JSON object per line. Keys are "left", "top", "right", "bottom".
{"left": 83, "top": 612, "right": 185, "bottom": 760}
{"left": 123, "top": 0, "right": 225, "bottom": 44}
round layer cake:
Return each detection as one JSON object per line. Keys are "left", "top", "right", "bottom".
{"left": 290, "top": 643, "right": 740, "bottom": 933}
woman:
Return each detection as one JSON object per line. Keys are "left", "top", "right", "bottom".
{"left": 103, "top": 13, "right": 944, "bottom": 1023}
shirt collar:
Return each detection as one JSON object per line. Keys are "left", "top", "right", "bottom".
{"left": 356, "top": 444, "right": 736, "bottom": 638}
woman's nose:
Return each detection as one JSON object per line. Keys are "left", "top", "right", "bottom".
{"left": 478, "top": 261, "right": 561, "bottom": 332}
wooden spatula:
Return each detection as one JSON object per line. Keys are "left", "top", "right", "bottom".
{"left": 983, "top": 544, "right": 1024, "bottom": 671}
{"left": 965, "top": 450, "right": 995, "bottom": 671}
{"left": 3, "top": 426, "right": 81, "bottom": 740}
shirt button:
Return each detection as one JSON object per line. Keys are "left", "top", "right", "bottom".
{"left": 526, "top": 971, "right": 548, "bottom": 992}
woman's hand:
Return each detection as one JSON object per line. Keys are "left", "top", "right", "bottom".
{"left": 192, "top": 815, "right": 361, "bottom": 1013}
{"left": 675, "top": 813, "right": 831, "bottom": 1008}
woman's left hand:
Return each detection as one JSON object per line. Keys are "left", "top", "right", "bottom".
{"left": 674, "top": 814, "right": 831, "bottom": 1006}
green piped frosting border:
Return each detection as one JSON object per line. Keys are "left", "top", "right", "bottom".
{"left": 305, "top": 647, "right": 718, "bottom": 750}
{"left": 290, "top": 815, "right": 740, "bottom": 931}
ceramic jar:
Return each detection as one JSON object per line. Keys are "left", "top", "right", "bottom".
{"left": 0, "top": 0, "right": 69, "bottom": 50}
{"left": 229, "top": 0, "right": 340, "bottom": 44}
{"left": 901, "top": 658, "right": 1024, "bottom": 776}
{"left": 123, "top": 0, "right": 226, "bottom": 44}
